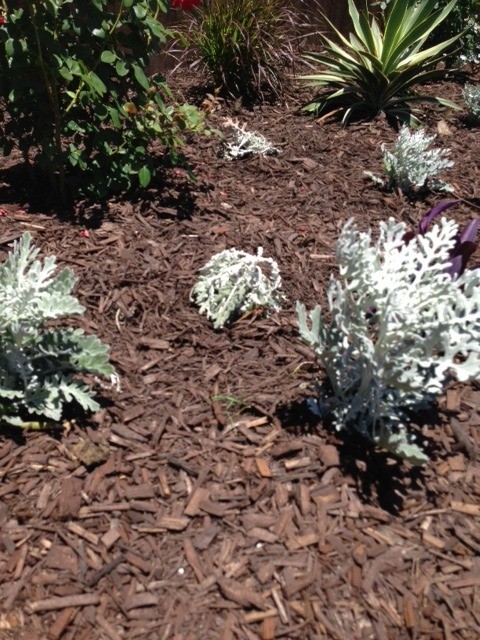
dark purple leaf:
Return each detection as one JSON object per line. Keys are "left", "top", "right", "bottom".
{"left": 418, "top": 200, "right": 460, "bottom": 234}
{"left": 446, "top": 219, "right": 480, "bottom": 278}
{"left": 445, "top": 254, "right": 463, "bottom": 279}
{"left": 458, "top": 218, "right": 480, "bottom": 246}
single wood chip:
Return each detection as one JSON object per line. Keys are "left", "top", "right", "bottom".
{"left": 96, "top": 614, "right": 123, "bottom": 640}
{"left": 217, "top": 576, "right": 266, "bottom": 610}
{"left": 183, "top": 539, "right": 205, "bottom": 583}
{"left": 124, "top": 592, "right": 159, "bottom": 610}
{"left": 101, "top": 519, "right": 121, "bottom": 550}
{"left": 422, "top": 531, "right": 446, "bottom": 550}
{"left": 184, "top": 487, "right": 210, "bottom": 517}
{"left": 261, "top": 616, "right": 277, "bottom": 640}
{"left": 284, "top": 457, "right": 311, "bottom": 470}
{"left": 255, "top": 458, "right": 273, "bottom": 478}
{"left": 26, "top": 593, "right": 100, "bottom": 613}
{"left": 271, "top": 587, "right": 289, "bottom": 624}
{"left": 451, "top": 501, "right": 480, "bottom": 516}
{"left": 244, "top": 610, "right": 277, "bottom": 623}
{"left": 139, "top": 516, "right": 190, "bottom": 532}
{"left": 247, "top": 528, "right": 278, "bottom": 544}
{"left": 403, "top": 597, "right": 416, "bottom": 629}
{"left": 48, "top": 607, "right": 77, "bottom": 640}
{"left": 287, "top": 532, "right": 320, "bottom": 551}
{"left": 283, "top": 572, "right": 316, "bottom": 598}
{"left": 67, "top": 521, "right": 99, "bottom": 546}
{"left": 138, "top": 337, "right": 170, "bottom": 350}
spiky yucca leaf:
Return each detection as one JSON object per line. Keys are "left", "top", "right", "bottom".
{"left": 302, "top": 0, "right": 463, "bottom": 125}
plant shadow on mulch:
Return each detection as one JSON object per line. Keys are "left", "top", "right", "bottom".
{"left": 277, "top": 397, "right": 440, "bottom": 515}
{"left": 0, "top": 148, "right": 205, "bottom": 226}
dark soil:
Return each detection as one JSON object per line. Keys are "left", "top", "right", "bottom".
{"left": 1, "top": 69, "right": 480, "bottom": 640}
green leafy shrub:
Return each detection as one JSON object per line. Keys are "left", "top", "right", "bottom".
{"left": 0, "top": 233, "right": 116, "bottom": 427}
{"left": 174, "top": 0, "right": 300, "bottom": 102}
{"left": 191, "top": 247, "right": 285, "bottom": 329}
{"left": 426, "top": 0, "right": 480, "bottom": 66}
{"left": 365, "top": 126, "right": 454, "bottom": 193}
{"left": 297, "top": 215, "right": 480, "bottom": 466}
{"left": 302, "top": 0, "right": 462, "bottom": 125}
{"left": 0, "top": 0, "right": 206, "bottom": 199}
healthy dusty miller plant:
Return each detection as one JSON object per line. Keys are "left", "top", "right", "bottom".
{"left": 365, "top": 126, "right": 454, "bottom": 193}
{"left": 191, "top": 247, "right": 284, "bottom": 329}
{"left": 0, "top": 234, "right": 115, "bottom": 427}
{"left": 223, "top": 120, "right": 280, "bottom": 160}
{"left": 297, "top": 217, "right": 480, "bottom": 465}
{"left": 463, "top": 83, "right": 480, "bottom": 122}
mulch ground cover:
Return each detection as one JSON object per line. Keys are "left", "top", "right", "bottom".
{"left": 1, "top": 68, "right": 480, "bottom": 640}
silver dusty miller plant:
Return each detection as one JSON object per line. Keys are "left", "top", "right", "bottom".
{"left": 0, "top": 233, "right": 115, "bottom": 427}
{"left": 463, "top": 83, "right": 480, "bottom": 122}
{"left": 365, "top": 126, "right": 454, "bottom": 193}
{"left": 297, "top": 217, "right": 480, "bottom": 465}
{"left": 223, "top": 119, "right": 280, "bottom": 160}
{"left": 191, "top": 247, "right": 284, "bottom": 329}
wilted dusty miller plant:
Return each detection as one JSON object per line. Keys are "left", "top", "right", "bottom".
{"left": 365, "top": 126, "right": 454, "bottom": 193}
{"left": 223, "top": 120, "right": 280, "bottom": 160}
{"left": 0, "top": 0, "right": 205, "bottom": 199}
{"left": 191, "top": 248, "right": 284, "bottom": 329}
{"left": 297, "top": 217, "right": 480, "bottom": 465}
{"left": 463, "top": 83, "right": 480, "bottom": 122}
{"left": 0, "top": 234, "right": 115, "bottom": 427}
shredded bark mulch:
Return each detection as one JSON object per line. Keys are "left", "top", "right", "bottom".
{"left": 1, "top": 71, "right": 480, "bottom": 640}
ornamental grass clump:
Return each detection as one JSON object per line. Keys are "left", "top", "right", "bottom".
{"left": 463, "top": 84, "right": 480, "bottom": 123}
{"left": 0, "top": 234, "right": 115, "bottom": 428}
{"left": 191, "top": 248, "right": 284, "bottom": 329}
{"left": 297, "top": 216, "right": 480, "bottom": 466}
{"left": 174, "top": 0, "right": 300, "bottom": 102}
{"left": 365, "top": 126, "right": 454, "bottom": 193}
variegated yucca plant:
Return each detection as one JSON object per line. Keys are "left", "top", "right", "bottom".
{"left": 302, "top": 0, "right": 463, "bottom": 125}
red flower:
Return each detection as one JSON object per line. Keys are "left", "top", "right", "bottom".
{"left": 172, "top": 0, "right": 200, "bottom": 10}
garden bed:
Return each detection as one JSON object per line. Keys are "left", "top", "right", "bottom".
{"left": 1, "top": 70, "right": 480, "bottom": 639}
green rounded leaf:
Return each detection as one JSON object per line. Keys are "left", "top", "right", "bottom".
{"left": 115, "top": 59, "right": 129, "bottom": 77}
{"left": 133, "top": 64, "right": 149, "bottom": 90}
{"left": 92, "top": 28, "right": 106, "bottom": 39}
{"left": 108, "top": 107, "right": 122, "bottom": 129}
{"left": 138, "top": 165, "right": 151, "bottom": 188}
{"left": 86, "top": 71, "right": 107, "bottom": 96}
{"left": 101, "top": 50, "right": 117, "bottom": 64}
{"left": 59, "top": 66, "right": 73, "bottom": 82}
{"left": 134, "top": 5, "right": 148, "bottom": 19}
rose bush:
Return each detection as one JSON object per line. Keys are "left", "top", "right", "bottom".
{"left": 0, "top": 0, "right": 206, "bottom": 200}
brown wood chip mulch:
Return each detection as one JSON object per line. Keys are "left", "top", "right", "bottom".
{"left": 1, "top": 72, "right": 480, "bottom": 640}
